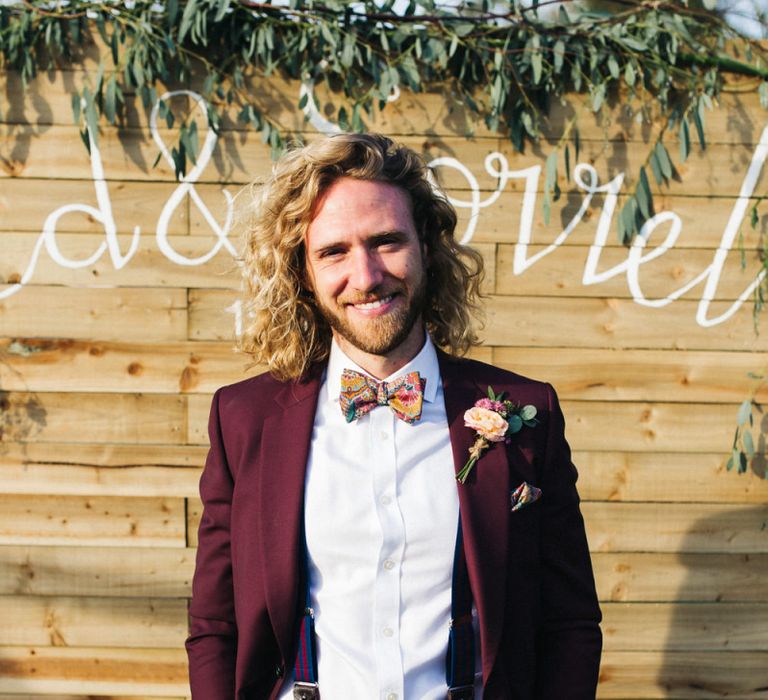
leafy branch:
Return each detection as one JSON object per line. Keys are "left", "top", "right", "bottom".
{"left": 2, "top": 1, "right": 767, "bottom": 191}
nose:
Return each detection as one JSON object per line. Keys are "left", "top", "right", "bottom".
{"left": 349, "top": 247, "right": 384, "bottom": 291}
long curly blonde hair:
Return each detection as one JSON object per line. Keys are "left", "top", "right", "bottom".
{"left": 239, "top": 133, "right": 484, "bottom": 381}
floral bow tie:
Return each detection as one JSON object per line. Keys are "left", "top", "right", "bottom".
{"left": 339, "top": 368, "right": 426, "bottom": 424}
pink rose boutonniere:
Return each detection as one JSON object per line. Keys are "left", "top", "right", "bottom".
{"left": 456, "top": 386, "right": 539, "bottom": 484}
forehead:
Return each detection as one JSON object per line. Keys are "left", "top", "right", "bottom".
{"left": 306, "top": 177, "right": 416, "bottom": 245}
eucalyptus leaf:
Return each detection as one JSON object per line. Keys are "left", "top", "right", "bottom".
{"left": 693, "top": 108, "right": 706, "bottom": 149}
{"left": 744, "top": 429, "right": 755, "bottom": 458}
{"left": 178, "top": 0, "right": 198, "bottom": 43}
{"left": 105, "top": 76, "right": 117, "bottom": 124}
{"left": 608, "top": 55, "right": 619, "bottom": 79}
{"left": 679, "top": 119, "right": 691, "bottom": 163}
{"left": 738, "top": 400, "right": 752, "bottom": 426}
{"left": 532, "top": 52, "right": 543, "bottom": 85}
{"left": 553, "top": 40, "right": 565, "bottom": 74}
{"left": 650, "top": 152, "right": 663, "bottom": 186}
{"left": 214, "top": 0, "right": 230, "bottom": 23}
{"left": 655, "top": 142, "right": 673, "bottom": 180}
{"left": 520, "top": 405, "right": 537, "bottom": 421}
{"left": 636, "top": 166, "right": 652, "bottom": 220}
{"left": 545, "top": 151, "right": 557, "bottom": 190}
{"left": 71, "top": 92, "right": 81, "bottom": 125}
{"left": 625, "top": 61, "right": 636, "bottom": 87}
{"left": 573, "top": 127, "right": 580, "bottom": 162}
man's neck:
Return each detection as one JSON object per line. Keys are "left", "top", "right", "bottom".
{"left": 333, "top": 325, "right": 427, "bottom": 380}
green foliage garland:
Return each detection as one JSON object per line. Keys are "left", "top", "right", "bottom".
{"left": 3, "top": 1, "right": 767, "bottom": 212}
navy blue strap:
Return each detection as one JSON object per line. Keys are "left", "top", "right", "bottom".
{"left": 446, "top": 516, "right": 475, "bottom": 691}
{"left": 294, "top": 528, "right": 319, "bottom": 684}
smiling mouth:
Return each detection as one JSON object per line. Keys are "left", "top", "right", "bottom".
{"left": 351, "top": 294, "right": 395, "bottom": 310}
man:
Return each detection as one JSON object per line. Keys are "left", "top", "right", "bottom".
{"left": 186, "top": 133, "right": 602, "bottom": 700}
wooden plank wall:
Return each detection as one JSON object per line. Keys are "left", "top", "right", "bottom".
{"left": 1, "top": 61, "right": 768, "bottom": 699}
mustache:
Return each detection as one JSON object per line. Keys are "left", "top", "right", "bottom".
{"left": 341, "top": 289, "right": 401, "bottom": 305}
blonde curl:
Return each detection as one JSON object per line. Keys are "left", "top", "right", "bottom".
{"left": 239, "top": 133, "right": 484, "bottom": 381}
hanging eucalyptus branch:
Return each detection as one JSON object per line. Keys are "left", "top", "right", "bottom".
{"left": 2, "top": 0, "right": 768, "bottom": 477}
{"left": 3, "top": 1, "right": 767, "bottom": 211}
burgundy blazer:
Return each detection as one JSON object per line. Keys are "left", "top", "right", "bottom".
{"left": 186, "top": 352, "right": 602, "bottom": 699}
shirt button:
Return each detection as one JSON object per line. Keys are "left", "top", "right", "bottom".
{"left": 387, "top": 694, "right": 398, "bottom": 700}
{"left": 380, "top": 431, "right": 389, "bottom": 441}
{"left": 382, "top": 626, "right": 394, "bottom": 637}
{"left": 383, "top": 559, "right": 395, "bottom": 571}
{"left": 379, "top": 494, "right": 392, "bottom": 506}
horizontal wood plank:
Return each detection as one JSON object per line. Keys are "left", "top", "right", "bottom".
{"left": 0, "top": 287, "right": 187, "bottom": 342}
{"left": 0, "top": 545, "right": 194, "bottom": 598}
{"left": 562, "top": 400, "right": 738, "bottom": 453}
{"left": 484, "top": 295, "right": 768, "bottom": 351}
{"left": 583, "top": 502, "right": 768, "bottom": 553}
{"left": 574, "top": 451, "right": 768, "bottom": 504}
{"left": 0, "top": 495, "right": 186, "bottom": 548}
{"left": 0, "top": 180, "right": 187, "bottom": 234}
{"left": 601, "top": 602, "right": 768, "bottom": 651}
{"left": 597, "top": 650, "right": 768, "bottom": 699}
{"left": 493, "top": 347, "right": 768, "bottom": 403}
{"left": 0, "top": 234, "right": 238, "bottom": 288}
{"left": 187, "top": 289, "right": 237, "bottom": 342}
{"left": 593, "top": 552, "right": 768, "bottom": 603}
{"left": 186, "top": 394, "right": 212, "bottom": 446}
{"left": 461, "top": 191, "right": 768, "bottom": 249}
{"left": 0, "top": 339, "right": 260, "bottom": 394}
{"left": 495, "top": 243, "right": 764, "bottom": 302}
{"left": 0, "top": 443, "right": 204, "bottom": 497}
{"left": 0, "top": 595, "right": 186, "bottom": 647}
{"left": 0, "top": 646, "right": 188, "bottom": 696}
{"left": 0, "top": 392, "right": 186, "bottom": 445}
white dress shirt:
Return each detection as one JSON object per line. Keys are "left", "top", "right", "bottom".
{"left": 278, "top": 335, "right": 482, "bottom": 699}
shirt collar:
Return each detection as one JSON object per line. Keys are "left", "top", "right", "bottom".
{"left": 326, "top": 333, "right": 440, "bottom": 405}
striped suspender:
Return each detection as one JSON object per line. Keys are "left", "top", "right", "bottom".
{"left": 446, "top": 517, "right": 476, "bottom": 699}
{"left": 292, "top": 515, "right": 475, "bottom": 700}
{"left": 292, "top": 525, "right": 320, "bottom": 700}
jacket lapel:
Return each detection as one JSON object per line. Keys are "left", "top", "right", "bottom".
{"left": 439, "top": 352, "right": 509, "bottom": 684}
{"left": 258, "top": 370, "right": 322, "bottom": 668}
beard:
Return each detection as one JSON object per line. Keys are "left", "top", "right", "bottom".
{"left": 314, "top": 273, "right": 428, "bottom": 357}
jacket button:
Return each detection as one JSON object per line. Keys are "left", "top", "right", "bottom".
{"left": 275, "top": 664, "right": 284, "bottom": 678}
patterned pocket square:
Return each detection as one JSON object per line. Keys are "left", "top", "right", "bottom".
{"left": 510, "top": 482, "right": 542, "bottom": 512}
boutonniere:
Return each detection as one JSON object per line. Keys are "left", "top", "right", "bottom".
{"left": 456, "top": 386, "right": 539, "bottom": 484}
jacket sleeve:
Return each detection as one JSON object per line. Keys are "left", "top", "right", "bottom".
{"left": 186, "top": 389, "right": 238, "bottom": 699}
{"left": 535, "top": 383, "right": 602, "bottom": 699}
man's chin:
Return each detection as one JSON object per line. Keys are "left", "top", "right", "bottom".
{"left": 330, "top": 315, "right": 414, "bottom": 357}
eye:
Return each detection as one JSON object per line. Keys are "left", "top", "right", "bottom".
{"left": 317, "top": 246, "right": 345, "bottom": 260}
{"left": 375, "top": 233, "right": 404, "bottom": 248}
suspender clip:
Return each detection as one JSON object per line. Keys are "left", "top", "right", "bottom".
{"left": 447, "top": 685, "right": 475, "bottom": 700}
{"left": 293, "top": 681, "right": 320, "bottom": 699}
